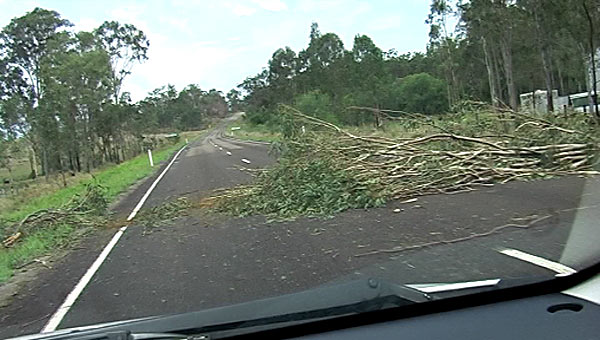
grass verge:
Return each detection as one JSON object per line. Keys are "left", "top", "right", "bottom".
{"left": 0, "top": 224, "right": 75, "bottom": 281}
{"left": 0, "top": 131, "right": 204, "bottom": 283}
{"left": 224, "top": 119, "right": 280, "bottom": 143}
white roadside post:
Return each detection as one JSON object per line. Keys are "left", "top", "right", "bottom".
{"left": 148, "top": 149, "right": 154, "bottom": 167}
{"left": 185, "top": 138, "right": 189, "bottom": 144}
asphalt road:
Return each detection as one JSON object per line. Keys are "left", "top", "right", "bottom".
{"left": 0, "top": 121, "right": 598, "bottom": 338}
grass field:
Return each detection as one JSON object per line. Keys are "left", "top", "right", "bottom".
{"left": 0, "top": 159, "right": 33, "bottom": 183}
{"left": 224, "top": 120, "right": 280, "bottom": 143}
{"left": 0, "top": 130, "right": 205, "bottom": 282}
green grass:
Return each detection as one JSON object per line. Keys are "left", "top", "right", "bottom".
{"left": 1, "top": 140, "right": 188, "bottom": 224}
{"left": 0, "top": 223, "right": 74, "bottom": 282}
{"left": 0, "top": 160, "right": 33, "bottom": 183}
{"left": 224, "top": 119, "right": 280, "bottom": 143}
{"left": 0, "top": 133, "right": 204, "bottom": 283}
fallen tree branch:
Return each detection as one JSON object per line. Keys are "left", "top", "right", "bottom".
{"left": 354, "top": 215, "right": 552, "bottom": 257}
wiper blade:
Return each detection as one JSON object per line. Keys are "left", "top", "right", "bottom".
{"left": 44, "top": 330, "right": 202, "bottom": 340}
{"left": 130, "top": 333, "right": 196, "bottom": 340}
{"left": 14, "top": 278, "right": 429, "bottom": 340}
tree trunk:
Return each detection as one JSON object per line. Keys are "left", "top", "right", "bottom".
{"left": 583, "top": 0, "right": 599, "bottom": 118}
{"left": 491, "top": 43, "right": 504, "bottom": 104}
{"left": 541, "top": 48, "right": 555, "bottom": 112}
{"left": 5, "top": 164, "right": 14, "bottom": 195}
{"left": 42, "top": 148, "right": 49, "bottom": 182}
{"left": 76, "top": 152, "right": 81, "bottom": 172}
{"left": 58, "top": 155, "right": 67, "bottom": 188}
{"left": 28, "top": 144, "right": 38, "bottom": 179}
{"left": 68, "top": 150, "right": 75, "bottom": 172}
{"left": 532, "top": 3, "right": 554, "bottom": 113}
{"left": 500, "top": 36, "right": 518, "bottom": 110}
{"left": 482, "top": 37, "right": 499, "bottom": 106}
{"left": 557, "top": 62, "right": 565, "bottom": 95}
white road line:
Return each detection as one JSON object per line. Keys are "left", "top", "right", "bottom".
{"left": 499, "top": 248, "right": 576, "bottom": 276}
{"left": 42, "top": 144, "right": 188, "bottom": 332}
{"left": 241, "top": 158, "right": 251, "bottom": 164}
{"left": 42, "top": 226, "right": 127, "bottom": 333}
{"left": 226, "top": 151, "right": 232, "bottom": 156}
{"left": 126, "top": 145, "right": 187, "bottom": 221}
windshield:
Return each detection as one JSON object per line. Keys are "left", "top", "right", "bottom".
{"left": 0, "top": 0, "right": 599, "bottom": 338}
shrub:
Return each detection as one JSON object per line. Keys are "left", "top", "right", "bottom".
{"left": 294, "top": 90, "right": 339, "bottom": 124}
{"left": 396, "top": 73, "right": 448, "bottom": 114}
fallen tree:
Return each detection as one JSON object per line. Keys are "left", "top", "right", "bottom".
{"left": 214, "top": 103, "right": 600, "bottom": 218}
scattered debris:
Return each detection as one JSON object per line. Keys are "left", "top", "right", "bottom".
{"left": 2, "top": 183, "right": 107, "bottom": 248}
{"left": 355, "top": 214, "right": 552, "bottom": 257}
{"left": 212, "top": 104, "right": 599, "bottom": 219}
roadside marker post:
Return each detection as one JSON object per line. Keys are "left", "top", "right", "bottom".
{"left": 148, "top": 149, "right": 154, "bottom": 167}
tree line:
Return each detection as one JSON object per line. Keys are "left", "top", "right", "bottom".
{"left": 0, "top": 8, "right": 228, "bottom": 182}
{"left": 237, "top": 0, "right": 600, "bottom": 125}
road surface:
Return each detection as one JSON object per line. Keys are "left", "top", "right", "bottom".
{"left": 0, "top": 121, "right": 598, "bottom": 338}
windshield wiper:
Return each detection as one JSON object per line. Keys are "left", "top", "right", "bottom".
{"left": 13, "top": 278, "right": 430, "bottom": 340}
{"left": 39, "top": 330, "right": 210, "bottom": 340}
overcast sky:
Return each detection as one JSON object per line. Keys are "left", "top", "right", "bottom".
{"left": 1, "top": 0, "right": 435, "bottom": 102}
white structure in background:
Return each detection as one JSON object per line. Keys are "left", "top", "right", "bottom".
{"left": 519, "top": 90, "right": 563, "bottom": 113}
{"left": 519, "top": 49, "right": 600, "bottom": 114}
{"left": 568, "top": 92, "right": 594, "bottom": 113}
{"left": 521, "top": 90, "right": 596, "bottom": 113}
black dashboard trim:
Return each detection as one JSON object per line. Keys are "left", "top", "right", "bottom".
{"left": 225, "top": 260, "right": 600, "bottom": 339}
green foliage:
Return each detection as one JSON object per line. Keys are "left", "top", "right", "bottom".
{"left": 0, "top": 140, "right": 187, "bottom": 224}
{"left": 135, "top": 197, "right": 190, "bottom": 230}
{"left": 0, "top": 223, "right": 75, "bottom": 282}
{"left": 0, "top": 140, "right": 192, "bottom": 282}
{"left": 221, "top": 145, "right": 386, "bottom": 219}
{"left": 293, "top": 90, "right": 338, "bottom": 124}
{"left": 224, "top": 119, "right": 281, "bottom": 143}
{"left": 138, "top": 85, "right": 228, "bottom": 132}
{"left": 245, "top": 108, "right": 278, "bottom": 126}
{"left": 396, "top": 73, "right": 448, "bottom": 114}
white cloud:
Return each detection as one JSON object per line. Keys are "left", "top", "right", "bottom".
{"left": 126, "top": 41, "right": 243, "bottom": 100}
{"left": 75, "top": 17, "right": 101, "bottom": 32}
{"left": 252, "top": 0, "right": 287, "bottom": 12}
{"left": 232, "top": 3, "right": 257, "bottom": 16}
{"left": 161, "top": 17, "right": 189, "bottom": 32}
{"left": 296, "top": 0, "right": 342, "bottom": 12}
{"left": 224, "top": 2, "right": 257, "bottom": 17}
{"left": 109, "top": 4, "right": 150, "bottom": 34}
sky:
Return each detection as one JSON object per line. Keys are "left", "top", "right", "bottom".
{"left": 1, "top": 0, "right": 435, "bottom": 102}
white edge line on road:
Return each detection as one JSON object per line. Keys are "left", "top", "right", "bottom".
{"left": 126, "top": 145, "right": 188, "bottom": 221}
{"left": 42, "top": 144, "right": 188, "bottom": 332}
{"left": 42, "top": 226, "right": 127, "bottom": 333}
{"left": 241, "top": 158, "right": 251, "bottom": 164}
{"left": 499, "top": 248, "right": 577, "bottom": 276}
